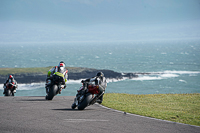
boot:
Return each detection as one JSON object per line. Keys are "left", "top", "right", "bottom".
{"left": 58, "top": 88, "right": 62, "bottom": 94}
{"left": 3, "top": 88, "right": 5, "bottom": 94}
{"left": 96, "top": 95, "right": 103, "bottom": 104}
{"left": 96, "top": 99, "right": 102, "bottom": 104}
{"left": 46, "top": 87, "right": 49, "bottom": 94}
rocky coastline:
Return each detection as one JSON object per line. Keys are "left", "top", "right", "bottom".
{"left": 0, "top": 68, "right": 138, "bottom": 84}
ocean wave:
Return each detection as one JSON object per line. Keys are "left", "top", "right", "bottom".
{"left": 131, "top": 76, "right": 162, "bottom": 81}
{"left": 0, "top": 80, "right": 85, "bottom": 91}
{"left": 106, "top": 77, "right": 129, "bottom": 83}
{"left": 67, "top": 79, "right": 83, "bottom": 84}
{"left": 17, "top": 83, "right": 45, "bottom": 90}
{"left": 179, "top": 79, "right": 187, "bottom": 83}
{"left": 130, "top": 74, "right": 178, "bottom": 81}
{"left": 132, "top": 70, "right": 199, "bottom": 81}
{"left": 160, "top": 74, "right": 179, "bottom": 78}
{"left": 100, "top": 70, "right": 200, "bottom": 82}
{"left": 162, "top": 70, "right": 200, "bottom": 75}
{"left": 0, "top": 83, "right": 45, "bottom": 91}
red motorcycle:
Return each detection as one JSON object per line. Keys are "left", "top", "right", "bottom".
{"left": 71, "top": 81, "right": 103, "bottom": 110}
{"left": 4, "top": 82, "right": 16, "bottom": 96}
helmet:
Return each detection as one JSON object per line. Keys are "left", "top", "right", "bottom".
{"left": 96, "top": 72, "right": 104, "bottom": 78}
{"left": 59, "top": 61, "right": 65, "bottom": 68}
{"left": 9, "top": 75, "right": 13, "bottom": 79}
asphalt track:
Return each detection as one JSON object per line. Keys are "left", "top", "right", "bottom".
{"left": 0, "top": 96, "right": 199, "bottom": 133}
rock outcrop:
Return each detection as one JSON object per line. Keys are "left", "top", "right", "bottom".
{"left": 0, "top": 68, "right": 138, "bottom": 84}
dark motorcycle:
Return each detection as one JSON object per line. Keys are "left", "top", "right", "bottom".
{"left": 45, "top": 72, "right": 65, "bottom": 100}
{"left": 71, "top": 81, "right": 104, "bottom": 110}
{"left": 4, "top": 82, "right": 16, "bottom": 96}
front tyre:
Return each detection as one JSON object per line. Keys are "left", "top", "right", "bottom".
{"left": 78, "top": 93, "right": 92, "bottom": 110}
{"left": 46, "top": 85, "right": 58, "bottom": 100}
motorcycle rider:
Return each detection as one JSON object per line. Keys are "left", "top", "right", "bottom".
{"left": 3, "top": 75, "right": 18, "bottom": 94}
{"left": 45, "top": 61, "right": 68, "bottom": 94}
{"left": 80, "top": 72, "right": 107, "bottom": 104}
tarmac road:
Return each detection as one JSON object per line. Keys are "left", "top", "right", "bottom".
{"left": 0, "top": 96, "right": 199, "bottom": 133}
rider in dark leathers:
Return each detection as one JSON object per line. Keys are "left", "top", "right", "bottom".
{"left": 3, "top": 75, "right": 18, "bottom": 94}
{"left": 80, "top": 72, "right": 107, "bottom": 104}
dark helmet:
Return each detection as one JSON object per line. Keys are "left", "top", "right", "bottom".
{"left": 96, "top": 72, "right": 104, "bottom": 78}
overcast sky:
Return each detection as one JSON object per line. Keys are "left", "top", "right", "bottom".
{"left": 0, "top": 0, "right": 200, "bottom": 43}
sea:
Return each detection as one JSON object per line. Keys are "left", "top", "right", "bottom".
{"left": 0, "top": 40, "right": 200, "bottom": 97}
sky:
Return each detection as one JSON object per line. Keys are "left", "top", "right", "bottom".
{"left": 0, "top": 0, "right": 200, "bottom": 43}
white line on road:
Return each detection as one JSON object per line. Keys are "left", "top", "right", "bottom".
{"left": 64, "top": 119, "right": 109, "bottom": 122}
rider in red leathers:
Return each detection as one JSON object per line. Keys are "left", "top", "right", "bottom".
{"left": 80, "top": 72, "right": 107, "bottom": 104}
{"left": 3, "top": 75, "right": 18, "bottom": 95}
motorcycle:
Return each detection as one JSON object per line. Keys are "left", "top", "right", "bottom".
{"left": 45, "top": 72, "right": 65, "bottom": 100}
{"left": 71, "top": 81, "right": 104, "bottom": 110}
{"left": 4, "top": 82, "right": 16, "bottom": 96}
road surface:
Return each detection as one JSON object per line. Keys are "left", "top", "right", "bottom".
{"left": 0, "top": 96, "right": 199, "bottom": 133}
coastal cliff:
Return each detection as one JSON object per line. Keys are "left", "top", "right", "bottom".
{"left": 0, "top": 67, "right": 138, "bottom": 84}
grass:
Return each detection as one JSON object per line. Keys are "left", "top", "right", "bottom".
{"left": 0, "top": 67, "right": 53, "bottom": 75}
{"left": 102, "top": 93, "right": 200, "bottom": 126}
{"left": 0, "top": 67, "right": 88, "bottom": 76}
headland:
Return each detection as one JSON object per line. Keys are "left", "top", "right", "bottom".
{"left": 0, "top": 67, "right": 138, "bottom": 84}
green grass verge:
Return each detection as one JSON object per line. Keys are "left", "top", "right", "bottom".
{"left": 102, "top": 93, "right": 200, "bottom": 126}
{"left": 0, "top": 67, "right": 88, "bottom": 76}
{"left": 0, "top": 67, "right": 53, "bottom": 75}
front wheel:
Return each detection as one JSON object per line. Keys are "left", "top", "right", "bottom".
{"left": 78, "top": 93, "right": 93, "bottom": 110}
{"left": 46, "top": 85, "right": 58, "bottom": 100}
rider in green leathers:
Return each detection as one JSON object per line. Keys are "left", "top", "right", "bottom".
{"left": 45, "top": 61, "right": 68, "bottom": 94}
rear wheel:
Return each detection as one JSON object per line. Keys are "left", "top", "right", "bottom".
{"left": 78, "top": 93, "right": 92, "bottom": 110}
{"left": 46, "top": 85, "right": 58, "bottom": 100}
{"left": 5, "top": 89, "right": 12, "bottom": 96}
